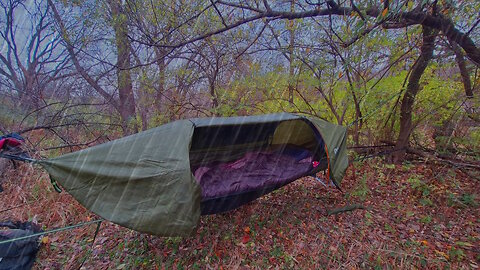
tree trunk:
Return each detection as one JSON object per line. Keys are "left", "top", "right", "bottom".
{"left": 49, "top": 0, "right": 132, "bottom": 134}
{"left": 345, "top": 69, "right": 362, "bottom": 146}
{"left": 21, "top": 71, "right": 37, "bottom": 111}
{"left": 449, "top": 40, "right": 473, "bottom": 98}
{"left": 393, "top": 26, "right": 438, "bottom": 163}
{"left": 108, "top": 0, "right": 138, "bottom": 135}
{"left": 154, "top": 47, "right": 167, "bottom": 113}
{"left": 209, "top": 78, "right": 218, "bottom": 111}
{"left": 209, "top": 56, "right": 220, "bottom": 114}
{"left": 287, "top": 0, "right": 295, "bottom": 104}
{"left": 140, "top": 109, "right": 148, "bottom": 131}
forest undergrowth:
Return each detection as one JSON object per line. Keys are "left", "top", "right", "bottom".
{"left": 1, "top": 157, "right": 478, "bottom": 269}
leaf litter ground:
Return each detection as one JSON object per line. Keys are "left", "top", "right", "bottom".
{"left": 0, "top": 158, "right": 478, "bottom": 269}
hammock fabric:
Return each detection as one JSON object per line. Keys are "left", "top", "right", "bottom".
{"left": 37, "top": 113, "right": 348, "bottom": 236}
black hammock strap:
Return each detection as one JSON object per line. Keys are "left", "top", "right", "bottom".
{"left": 0, "top": 152, "right": 36, "bottom": 163}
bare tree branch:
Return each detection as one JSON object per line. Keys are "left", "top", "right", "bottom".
{"left": 47, "top": 0, "right": 119, "bottom": 110}
{"left": 137, "top": 2, "right": 480, "bottom": 67}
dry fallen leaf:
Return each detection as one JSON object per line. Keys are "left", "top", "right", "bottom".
{"left": 41, "top": 236, "right": 49, "bottom": 244}
{"left": 382, "top": 8, "right": 388, "bottom": 17}
{"left": 434, "top": 250, "right": 449, "bottom": 260}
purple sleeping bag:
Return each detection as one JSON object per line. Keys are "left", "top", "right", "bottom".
{"left": 194, "top": 148, "right": 314, "bottom": 199}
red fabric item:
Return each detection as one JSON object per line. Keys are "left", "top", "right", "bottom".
{"left": 6, "top": 138, "right": 21, "bottom": 147}
{"left": 0, "top": 138, "right": 22, "bottom": 149}
{"left": 312, "top": 161, "right": 319, "bottom": 168}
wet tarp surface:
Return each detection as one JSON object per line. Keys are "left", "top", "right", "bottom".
{"left": 40, "top": 120, "right": 201, "bottom": 236}
{"left": 39, "top": 113, "right": 348, "bottom": 236}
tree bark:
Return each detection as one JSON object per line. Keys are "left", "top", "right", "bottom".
{"left": 209, "top": 50, "right": 220, "bottom": 113}
{"left": 287, "top": 0, "right": 295, "bottom": 104}
{"left": 393, "top": 26, "right": 438, "bottom": 163}
{"left": 400, "top": 12, "right": 480, "bottom": 67}
{"left": 108, "top": 0, "right": 138, "bottom": 135}
{"left": 209, "top": 75, "right": 219, "bottom": 111}
{"left": 154, "top": 47, "right": 167, "bottom": 113}
{"left": 449, "top": 40, "right": 473, "bottom": 98}
{"left": 344, "top": 68, "right": 362, "bottom": 146}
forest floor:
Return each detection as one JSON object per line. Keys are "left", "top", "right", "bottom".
{"left": 0, "top": 158, "right": 479, "bottom": 269}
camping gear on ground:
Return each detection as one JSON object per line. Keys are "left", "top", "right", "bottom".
{"left": 0, "top": 221, "right": 42, "bottom": 270}
{"left": 0, "top": 133, "right": 32, "bottom": 162}
{"left": 0, "top": 133, "right": 31, "bottom": 192}
{"left": 1, "top": 113, "right": 348, "bottom": 236}
{"left": 0, "top": 133, "right": 24, "bottom": 150}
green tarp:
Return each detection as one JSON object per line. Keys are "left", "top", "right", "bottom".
{"left": 39, "top": 113, "right": 348, "bottom": 236}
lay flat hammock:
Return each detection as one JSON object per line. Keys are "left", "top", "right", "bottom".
{"left": 1, "top": 113, "right": 349, "bottom": 236}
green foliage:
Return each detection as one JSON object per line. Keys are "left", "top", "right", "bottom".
{"left": 419, "top": 215, "right": 432, "bottom": 224}
{"left": 384, "top": 223, "right": 396, "bottom": 233}
{"left": 408, "top": 175, "right": 429, "bottom": 195}
{"left": 350, "top": 174, "right": 370, "bottom": 201}
{"left": 364, "top": 211, "right": 373, "bottom": 226}
{"left": 465, "top": 128, "right": 480, "bottom": 155}
{"left": 407, "top": 174, "right": 440, "bottom": 208}
{"left": 415, "top": 68, "right": 463, "bottom": 125}
{"left": 460, "top": 193, "right": 477, "bottom": 207}
{"left": 447, "top": 192, "right": 478, "bottom": 208}
{"left": 448, "top": 246, "right": 465, "bottom": 262}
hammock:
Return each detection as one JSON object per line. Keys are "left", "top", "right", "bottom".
{"left": 1, "top": 113, "right": 349, "bottom": 236}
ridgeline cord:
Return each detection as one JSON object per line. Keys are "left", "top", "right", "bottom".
{"left": 0, "top": 219, "right": 103, "bottom": 245}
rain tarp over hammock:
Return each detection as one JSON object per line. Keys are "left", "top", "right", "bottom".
{"left": 38, "top": 113, "right": 348, "bottom": 236}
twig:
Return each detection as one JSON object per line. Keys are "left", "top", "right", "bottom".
{"left": 459, "top": 167, "right": 480, "bottom": 181}
{"left": 347, "top": 144, "right": 394, "bottom": 149}
{"left": 406, "top": 147, "right": 480, "bottom": 170}
{"left": 326, "top": 204, "right": 368, "bottom": 216}
{"left": 0, "top": 200, "right": 39, "bottom": 213}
